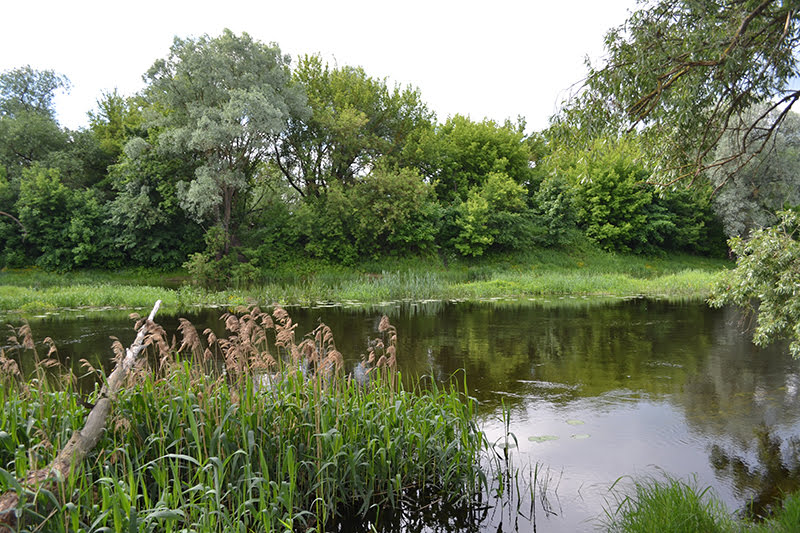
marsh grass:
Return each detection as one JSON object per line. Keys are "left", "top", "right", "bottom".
{"left": 0, "top": 248, "right": 729, "bottom": 313}
{"left": 0, "top": 307, "right": 489, "bottom": 532}
{"left": 602, "top": 475, "right": 735, "bottom": 533}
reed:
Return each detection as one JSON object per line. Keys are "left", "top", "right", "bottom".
{"left": 0, "top": 308, "right": 489, "bottom": 532}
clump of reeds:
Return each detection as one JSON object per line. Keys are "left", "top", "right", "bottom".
{"left": 0, "top": 307, "right": 489, "bottom": 532}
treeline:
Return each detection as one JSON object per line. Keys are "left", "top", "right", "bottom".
{"left": 0, "top": 30, "right": 731, "bottom": 286}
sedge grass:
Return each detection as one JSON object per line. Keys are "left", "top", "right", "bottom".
{"left": 602, "top": 475, "right": 735, "bottom": 533}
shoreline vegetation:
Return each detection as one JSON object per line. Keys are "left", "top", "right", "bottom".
{"left": 0, "top": 307, "right": 490, "bottom": 532}
{"left": 0, "top": 248, "right": 730, "bottom": 314}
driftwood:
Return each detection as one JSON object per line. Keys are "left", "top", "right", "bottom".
{"left": 0, "top": 300, "right": 162, "bottom": 531}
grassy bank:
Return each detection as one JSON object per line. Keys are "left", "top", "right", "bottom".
{"left": 0, "top": 247, "right": 730, "bottom": 313}
{"left": 604, "top": 476, "right": 800, "bottom": 532}
{"left": 0, "top": 309, "right": 489, "bottom": 532}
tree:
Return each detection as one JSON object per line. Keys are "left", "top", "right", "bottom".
{"left": 403, "top": 114, "right": 534, "bottom": 203}
{"left": 296, "top": 164, "right": 439, "bottom": 263}
{"left": 557, "top": 0, "right": 800, "bottom": 183}
{"left": 711, "top": 107, "right": 800, "bottom": 238}
{"left": 0, "top": 65, "right": 69, "bottom": 119}
{"left": 142, "top": 29, "right": 308, "bottom": 255}
{"left": 105, "top": 132, "right": 204, "bottom": 268}
{"left": 13, "top": 165, "right": 114, "bottom": 270}
{"left": 0, "top": 67, "right": 70, "bottom": 180}
{"left": 574, "top": 1, "right": 800, "bottom": 353}
{"left": 88, "top": 90, "right": 145, "bottom": 160}
{"left": 274, "top": 55, "right": 432, "bottom": 197}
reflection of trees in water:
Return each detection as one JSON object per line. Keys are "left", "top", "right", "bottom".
{"left": 679, "top": 305, "right": 800, "bottom": 443}
{"left": 709, "top": 425, "right": 800, "bottom": 519}
{"left": 387, "top": 300, "right": 719, "bottom": 408}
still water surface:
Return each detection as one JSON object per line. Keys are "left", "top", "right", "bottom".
{"left": 5, "top": 299, "right": 800, "bottom": 531}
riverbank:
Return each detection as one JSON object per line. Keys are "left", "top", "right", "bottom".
{"left": 0, "top": 247, "right": 730, "bottom": 313}
{"left": 603, "top": 476, "right": 800, "bottom": 532}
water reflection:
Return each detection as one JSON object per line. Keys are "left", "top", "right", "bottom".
{"left": 4, "top": 299, "right": 800, "bottom": 531}
{"left": 710, "top": 426, "right": 800, "bottom": 519}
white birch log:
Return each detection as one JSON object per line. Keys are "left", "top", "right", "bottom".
{"left": 0, "top": 300, "right": 162, "bottom": 531}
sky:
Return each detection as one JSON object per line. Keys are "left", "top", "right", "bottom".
{"left": 1, "top": 0, "right": 636, "bottom": 133}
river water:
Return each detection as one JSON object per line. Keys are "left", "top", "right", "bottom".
{"left": 4, "top": 298, "right": 799, "bottom": 532}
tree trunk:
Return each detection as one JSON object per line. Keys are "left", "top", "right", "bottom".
{"left": 0, "top": 300, "right": 162, "bottom": 532}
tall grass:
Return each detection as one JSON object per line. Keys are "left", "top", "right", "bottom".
{"left": 0, "top": 307, "right": 489, "bottom": 532}
{"left": 602, "top": 476, "right": 735, "bottom": 533}
{"left": 602, "top": 474, "right": 800, "bottom": 533}
{"left": 0, "top": 248, "right": 729, "bottom": 312}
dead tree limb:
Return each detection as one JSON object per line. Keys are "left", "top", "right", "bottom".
{"left": 0, "top": 300, "right": 162, "bottom": 531}
{"left": 0, "top": 211, "right": 26, "bottom": 239}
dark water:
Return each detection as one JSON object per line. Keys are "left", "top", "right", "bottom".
{"left": 4, "top": 299, "right": 799, "bottom": 532}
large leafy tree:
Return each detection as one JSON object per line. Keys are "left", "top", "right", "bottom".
{"left": 0, "top": 66, "right": 70, "bottom": 180}
{"left": 274, "top": 55, "right": 433, "bottom": 197}
{"left": 0, "top": 65, "right": 69, "bottom": 119}
{"left": 403, "top": 114, "right": 534, "bottom": 203}
{"left": 558, "top": 0, "right": 800, "bottom": 183}
{"left": 711, "top": 107, "right": 800, "bottom": 238}
{"left": 142, "top": 29, "right": 308, "bottom": 255}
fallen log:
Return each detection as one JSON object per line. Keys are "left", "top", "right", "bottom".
{"left": 0, "top": 300, "right": 162, "bottom": 531}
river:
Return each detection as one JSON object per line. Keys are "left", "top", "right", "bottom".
{"left": 4, "top": 298, "right": 798, "bottom": 532}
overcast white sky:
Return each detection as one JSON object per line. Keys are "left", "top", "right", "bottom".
{"left": 1, "top": 0, "right": 636, "bottom": 132}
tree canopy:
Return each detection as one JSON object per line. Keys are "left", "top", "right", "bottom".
{"left": 557, "top": 0, "right": 800, "bottom": 183}
{"left": 273, "top": 54, "right": 432, "bottom": 197}
{"left": 142, "top": 29, "right": 308, "bottom": 252}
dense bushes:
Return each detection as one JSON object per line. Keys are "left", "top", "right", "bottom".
{"left": 546, "top": 137, "right": 727, "bottom": 256}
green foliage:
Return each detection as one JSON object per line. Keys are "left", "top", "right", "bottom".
{"left": 0, "top": 109, "right": 67, "bottom": 180}
{"left": 570, "top": 143, "right": 653, "bottom": 253}
{"left": 183, "top": 226, "right": 257, "bottom": 290}
{"left": 143, "top": 29, "right": 308, "bottom": 254}
{"left": 603, "top": 476, "right": 734, "bottom": 533}
{"left": 0, "top": 65, "right": 69, "bottom": 119}
{"left": 106, "top": 130, "right": 203, "bottom": 269}
{"left": 297, "top": 165, "right": 439, "bottom": 264}
{"left": 403, "top": 114, "right": 533, "bottom": 203}
{"left": 558, "top": 0, "right": 800, "bottom": 182}
{"left": 452, "top": 189, "right": 493, "bottom": 256}
{"left": 14, "top": 166, "right": 117, "bottom": 271}
{"left": 710, "top": 210, "right": 800, "bottom": 357}
{"left": 549, "top": 137, "right": 724, "bottom": 255}
{"left": 530, "top": 173, "right": 577, "bottom": 246}
{"left": 450, "top": 171, "right": 541, "bottom": 257}
{"left": 296, "top": 183, "right": 358, "bottom": 264}
{"left": 88, "top": 90, "right": 145, "bottom": 159}
{"left": 711, "top": 108, "right": 800, "bottom": 239}
{"left": 276, "top": 55, "right": 433, "bottom": 197}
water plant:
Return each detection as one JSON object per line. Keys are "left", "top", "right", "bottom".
{"left": 0, "top": 306, "right": 489, "bottom": 531}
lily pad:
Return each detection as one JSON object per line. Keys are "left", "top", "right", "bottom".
{"left": 571, "top": 433, "right": 591, "bottom": 440}
{"left": 566, "top": 419, "right": 585, "bottom": 426}
{"left": 494, "top": 441, "right": 517, "bottom": 450}
{"left": 528, "top": 435, "right": 560, "bottom": 443}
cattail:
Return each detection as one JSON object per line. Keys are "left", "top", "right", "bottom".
{"left": 177, "top": 318, "right": 202, "bottom": 358}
